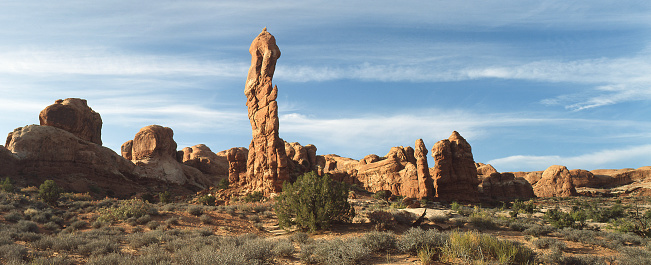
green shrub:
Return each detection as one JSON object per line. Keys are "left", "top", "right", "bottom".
{"left": 243, "top": 191, "right": 264, "bottom": 203}
{"left": 97, "top": 199, "right": 152, "bottom": 223}
{"left": 1, "top": 177, "right": 13, "bottom": 193}
{"left": 372, "top": 190, "right": 392, "bottom": 201}
{"left": 544, "top": 208, "right": 585, "bottom": 229}
{"left": 197, "top": 194, "right": 216, "bottom": 206}
{"left": 397, "top": 228, "right": 447, "bottom": 254}
{"left": 217, "top": 178, "right": 229, "bottom": 190}
{"left": 359, "top": 231, "right": 397, "bottom": 252}
{"left": 275, "top": 172, "right": 355, "bottom": 232}
{"left": 440, "top": 230, "right": 535, "bottom": 264}
{"left": 159, "top": 191, "right": 172, "bottom": 204}
{"left": 299, "top": 238, "right": 370, "bottom": 265}
{"left": 39, "top": 180, "right": 63, "bottom": 205}
{"left": 367, "top": 210, "right": 396, "bottom": 230}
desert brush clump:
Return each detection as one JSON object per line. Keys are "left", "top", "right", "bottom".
{"left": 97, "top": 198, "right": 153, "bottom": 223}
{"left": 274, "top": 171, "right": 355, "bottom": 232}
{"left": 39, "top": 180, "right": 63, "bottom": 205}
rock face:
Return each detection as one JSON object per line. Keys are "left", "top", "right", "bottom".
{"left": 226, "top": 147, "right": 248, "bottom": 184}
{"left": 244, "top": 28, "right": 289, "bottom": 194}
{"left": 476, "top": 163, "right": 535, "bottom": 201}
{"left": 6, "top": 125, "right": 137, "bottom": 194}
{"left": 285, "top": 142, "right": 318, "bottom": 177}
{"left": 0, "top": 145, "right": 18, "bottom": 177}
{"left": 533, "top": 165, "right": 577, "bottom": 197}
{"left": 122, "top": 125, "right": 209, "bottom": 188}
{"left": 179, "top": 144, "right": 228, "bottom": 177}
{"left": 431, "top": 131, "right": 480, "bottom": 202}
{"left": 39, "top": 98, "right": 102, "bottom": 145}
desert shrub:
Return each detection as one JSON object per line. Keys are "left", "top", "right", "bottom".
{"left": 87, "top": 252, "right": 133, "bottom": 265}
{"left": 469, "top": 211, "right": 497, "bottom": 230}
{"left": 533, "top": 237, "right": 567, "bottom": 250}
{"left": 69, "top": 220, "right": 88, "bottom": 230}
{"left": 1, "top": 177, "right": 13, "bottom": 193}
{"left": 128, "top": 231, "right": 164, "bottom": 248}
{"left": 147, "top": 221, "right": 160, "bottom": 230}
{"left": 188, "top": 205, "right": 204, "bottom": 216}
{"left": 359, "top": 231, "right": 397, "bottom": 252}
{"left": 372, "top": 190, "right": 392, "bottom": 201}
{"left": 217, "top": 178, "right": 229, "bottom": 190}
{"left": 98, "top": 199, "right": 152, "bottom": 223}
{"left": 440, "top": 230, "right": 536, "bottom": 264}
{"left": 299, "top": 238, "right": 370, "bottom": 265}
{"left": 523, "top": 224, "right": 556, "bottom": 236}
{"left": 275, "top": 172, "right": 355, "bottom": 232}
{"left": 136, "top": 214, "right": 152, "bottom": 225}
{"left": 43, "top": 221, "right": 60, "bottom": 231}
{"left": 512, "top": 199, "right": 536, "bottom": 215}
{"left": 0, "top": 243, "right": 28, "bottom": 262}
{"left": 165, "top": 217, "right": 179, "bottom": 227}
{"left": 16, "top": 220, "right": 38, "bottom": 233}
{"left": 200, "top": 214, "right": 212, "bottom": 224}
{"left": 78, "top": 239, "right": 120, "bottom": 256}
{"left": 243, "top": 191, "right": 264, "bottom": 203}
{"left": 39, "top": 180, "right": 63, "bottom": 205}
{"left": 393, "top": 210, "right": 418, "bottom": 225}
{"left": 4, "top": 210, "right": 23, "bottom": 222}
{"left": 197, "top": 194, "right": 216, "bottom": 206}
{"left": 545, "top": 207, "right": 586, "bottom": 229}
{"left": 271, "top": 238, "right": 295, "bottom": 257}
{"left": 617, "top": 247, "right": 651, "bottom": 265}
{"left": 159, "top": 191, "right": 172, "bottom": 204}
{"left": 367, "top": 210, "right": 396, "bottom": 230}
{"left": 397, "top": 228, "right": 447, "bottom": 254}
{"left": 290, "top": 232, "right": 311, "bottom": 244}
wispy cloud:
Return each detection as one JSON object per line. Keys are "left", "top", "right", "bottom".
{"left": 488, "top": 144, "right": 651, "bottom": 172}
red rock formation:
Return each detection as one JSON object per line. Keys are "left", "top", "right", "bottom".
{"left": 415, "top": 139, "right": 434, "bottom": 198}
{"left": 179, "top": 144, "right": 228, "bottom": 177}
{"left": 284, "top": 142, "right": 318, "bottom": 175}
{"left": 244, "top": 28, "right": 289, "bottom": 194}
{"left": 6, "top": 125, "right": 137, "bottom": 194}
{"left": 533, "top": 165, "right": 577, "bottom": 197}
{"left": 122, "top": 125, "right": 209, "bottom": 188}
{"left": 480, "top": 172, "right": 535, "bottom": 201}
{"left": 226, "top": 147, "right": 248, "bottom": 184}
{"left": 569, "top": 169, "right": 596, "bottom": 188}
{"left": 431, "top": 131, "right": 480, "bottom": 202}
{"left": 39, "top": 98, "right": 102, "bottom": 145}
{"left": 0, "top": 145, "right": 18, "bottom": 177}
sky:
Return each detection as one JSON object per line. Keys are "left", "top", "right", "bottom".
{"left": 1, "top": 1, "right": 651, "bottom": 172}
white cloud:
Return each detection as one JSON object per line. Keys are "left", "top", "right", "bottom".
{"left": 488, "top": 144, "right": 651, "bottom": 172}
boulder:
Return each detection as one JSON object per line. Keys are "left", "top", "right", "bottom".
{"left": 569, "top": 169, "right": 596, "bottom": 188}
{"left": 431, "top": 131, "right": 480, "bottom": 202}
{"left": 244, "top": 28, "right": 289, "bottom": 194}
{"left": 122, "top": 125, "right": 210, "bottom": 188}
{"left": 39, "top": 98, "right": 102, "bottom": 145}
{"left": 533, "top": 165, "right": 577, "bottom": 197}
{"left": 179, "top": 144, "right": 228, "bottom": 177}
{"left": 226, "top": 147, "right": 248, "bottom": 184}
{"left": 284, "top": 142, "right": 318, "bottom": 175}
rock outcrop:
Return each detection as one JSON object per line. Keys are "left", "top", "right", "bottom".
{"left": 244, "top": 28, "right": 289, "bottom": 194}
{"left": 226, "top": 147, "right": 248, "bottom": 184}
{"left": 285, "top": 142, "right": 318, "bottom": 177}
{"left": 431, "top": 131, "right": 480, "bottom": 202}
{"left": 477, "top": 163, "right": 534, "bottom": 201}
{"left": 0, "top": 145, "right": 18, "bottom": 177}
{"left": 39, "top": 98, "right": 102, "bottom": 145}
{"left": 179, "top": 144, "right": 228, "bottom": 177}
{"left": 122, "top": 125, "right": 209, "bottom": 188}
{"left": 533, "top": 165, "right": 577, "bottom": 197}
{"left": 6, "top": 125, "right": 137, "bottom": 194}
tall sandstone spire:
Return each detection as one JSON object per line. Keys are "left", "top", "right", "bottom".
{"left": 244, "top": 28, "right": 289, "bottom": 194}
{"left": 431, "top": 131, "right": 480, "bottom": 202}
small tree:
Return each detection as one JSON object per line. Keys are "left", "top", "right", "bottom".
{"left": 39, "top": 180, "right": 63, "bottom": 205}
{"left": 274, "top": 172, "right": 355, "bottom": 232}
{"left": 1, "top": 177, "right": 13, "bottom": 192}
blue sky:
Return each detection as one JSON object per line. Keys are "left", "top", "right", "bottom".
{"left": 1, "top": 1, "right": 651, "bottom": 172}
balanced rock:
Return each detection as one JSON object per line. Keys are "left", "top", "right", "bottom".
{"left": 39, "top": 98, "right": 102, "bottom": 145}
{"left": 431, "top": 131, "right": 480, "bottom": 202}
{"left": 533, "top": 165, "right": 577, "bottom": 197}
{"left": 179, "top": 144, "right": 228, "bottom": 177}
{"left": 226, "top": 147, "right": 248, "bottom": 184}
{"left": 122, "top": 125, "right": 209, "bottom": 188}
{"left": 244, "top": 28, "right": 289, "bottom": 194}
